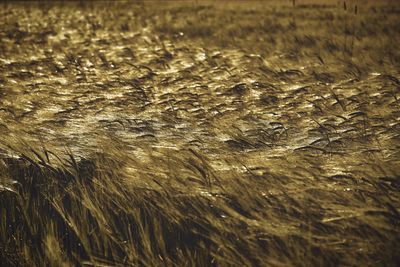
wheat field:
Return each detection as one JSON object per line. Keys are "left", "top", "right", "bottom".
{"left": 0, "top": 1, "right": 399, "bottom": 266}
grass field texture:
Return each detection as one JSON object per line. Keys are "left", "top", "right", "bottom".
{"left": 0, "top": 1, "right": 399, "bottom": 266}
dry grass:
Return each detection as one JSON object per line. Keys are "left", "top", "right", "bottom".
{"left": 0, "top": 1, "right": 399, "bottom": 266}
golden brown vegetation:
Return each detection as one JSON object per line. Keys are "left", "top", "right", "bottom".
{"left": 0, "top": 1, "right": 399, "bottom": 266}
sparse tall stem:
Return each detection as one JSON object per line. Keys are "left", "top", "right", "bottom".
{"left": 350, "top": 4, "right": 358, "bottom": 56}
{"left": 343, "top": 1, "right": 348, "bottom": 55}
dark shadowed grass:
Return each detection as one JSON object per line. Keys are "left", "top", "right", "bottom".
{"left": 1, "top": 139, "right": 399, "bottom": 266}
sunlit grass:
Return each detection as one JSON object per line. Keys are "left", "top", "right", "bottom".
{"left": 0, "top": 1, "right": 399, "bottom": 266}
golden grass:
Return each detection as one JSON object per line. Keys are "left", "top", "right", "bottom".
{"left": 0, "top": 1, "right": 399, "bottom": 266}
